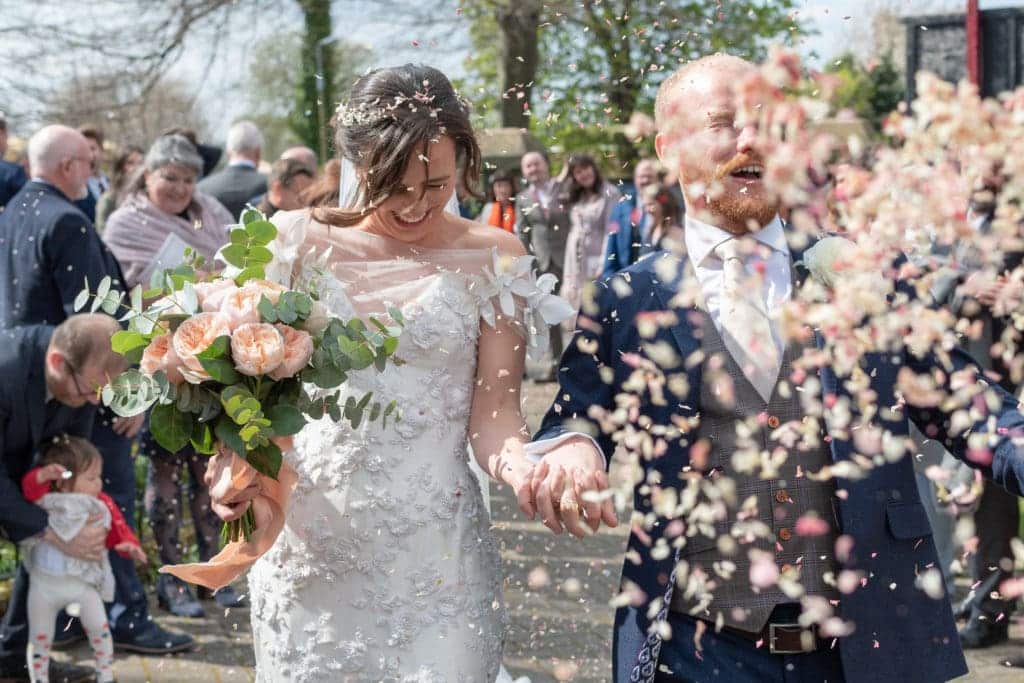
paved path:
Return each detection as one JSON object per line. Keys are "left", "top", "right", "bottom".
{"left": 57, "top": 380, "right": 1024, "bottom": 681}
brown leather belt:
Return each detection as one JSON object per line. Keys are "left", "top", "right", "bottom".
{"left": 725, "top": 622, "right": 820, "bottom": 655}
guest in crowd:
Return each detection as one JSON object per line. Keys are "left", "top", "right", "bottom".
{"left": 102, "top": 133, "right": 242, "bottom": 617}
{"left": 600, "top": 157, "right": 661, "bottom": 277}
{"left": 301, "top": 158, "right": 341, "bottom": 207}
{"left": 0, "top": 114, "right": 27, "bottom": 211}
{"left": 929, "top": 169, "right": 1024, "bottom": 657}
{"left": 197, "top": 120, "right": 267, "bottom": 219}
{"left": 636, "top": 183, "right": 684, "bottom": 256}
{"left": 515, "top": 150, "right": 570, "bottom": 380}
{"left": 559, "top": 154, "right": 620, "bottom": 317}
{"left": 280, "top": 145, "right": 318, "bottom": 173}
{"left": 94, "top": 145, "right": 143, "bottom": 233}
{"left": 72, "top": 126, "right": 109, "bottom": 222}
{"left": 0, "top": 124, "right": 193, "bottom": 660}
{"left": 256, "top": 158, "right": 315, "bottom": 218}
{"left": 103, "top": 134, "right": 233, "bottom": 287}
{"left": 477, "top": 168, "right": 518, "bottom": 232}
{"left": 161, "top": 127, "right": 222, "bottom": 179}
{"left": 0, "top": 316, "right": 131, "bottom": 683}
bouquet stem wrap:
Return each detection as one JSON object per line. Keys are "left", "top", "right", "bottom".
{"left": 159, "top": 446, "right": 297, "bottom": 591}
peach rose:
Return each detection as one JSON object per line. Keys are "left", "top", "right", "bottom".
{"left": 268, "top": 324, "right": 314, "bottom": 381}
{"left": 219, "top": 281, "right": 289, "bottom": 331}
{"left": 172, "top": 312, "right": 232, "bottom": 384}
{"left": 140, "top": 334, "right": 186, "bottom": 385}
{"left": 231, "top": 323, "right": 285, "bottom": 377}
{"left": 219, "top": 286, "right": 263, "bottom": 331}
{"left": 195, "top": 279, "right": 239, "bottom": 313}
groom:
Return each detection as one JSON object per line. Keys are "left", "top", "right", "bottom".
{"left": 527, "top": 54, "right": 1024, "bottom": 683}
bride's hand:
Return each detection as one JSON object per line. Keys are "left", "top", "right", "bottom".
{"left": 205, "top": 447, "right": 261, "bottom": 522}
{"left": 528, "top": 442, "right": 617, "bottom": 539}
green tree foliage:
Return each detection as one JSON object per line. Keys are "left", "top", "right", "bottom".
{"left": 826, "top": 53, "right": 905, "bottom": 133}
{"left": 460, "top": 0, "right": 805, "bottom": 165}
{"left": 242, "top": 30, "right": 372, "bottom": 159}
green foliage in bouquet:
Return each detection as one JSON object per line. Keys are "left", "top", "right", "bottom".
{"left": 76, "top": 209, "right": 403, "bottom": 542}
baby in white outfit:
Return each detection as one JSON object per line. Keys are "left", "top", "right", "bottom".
{"left": 20, "top": 436, "right": 146, "bottom": 683}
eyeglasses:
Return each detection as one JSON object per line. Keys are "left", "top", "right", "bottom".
{"left": 63, "top": 358, "right": 102, "bottom": 402}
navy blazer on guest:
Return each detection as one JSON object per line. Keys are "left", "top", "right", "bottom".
{"left": 0, "top": 180, "right": 125, "bottom": 327}
{"left": 534, "top": 249, "right": 1024, "bottom": 683}
{"left": 0, "top": 160, "right": 27, "bottom": 211}
{"left": 600, "top": 198, "right": 645, "bottom": 279}
{"left": 0, "top": 325, "right": 94, "bottom": 542}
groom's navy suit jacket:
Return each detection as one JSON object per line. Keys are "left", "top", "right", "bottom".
{"left": 534, "top": 247, "right": 1024, "bottom": 683}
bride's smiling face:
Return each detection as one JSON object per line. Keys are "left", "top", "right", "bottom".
{"left": 364, "top": 135, "right": 457, "bottom": 243}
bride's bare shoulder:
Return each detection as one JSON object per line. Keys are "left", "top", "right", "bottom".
{"left": 449, "top": 217, "right": 526, "bottom": 257}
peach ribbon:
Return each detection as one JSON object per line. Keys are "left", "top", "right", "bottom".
{"left": 159, "top": 443, "right": 297, "bottom": 591}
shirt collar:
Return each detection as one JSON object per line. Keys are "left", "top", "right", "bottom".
{"left": 684, "top": 213, "right": 787, "bottom": 267}
{"left": 229, "top": 159, "right": 256, "bottom": 169}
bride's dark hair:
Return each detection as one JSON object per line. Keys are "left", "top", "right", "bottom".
{"left": 313, "top": 64, "right": 482, "bottom": 227}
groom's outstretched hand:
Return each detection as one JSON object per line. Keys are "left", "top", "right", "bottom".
{"left": 528, "top": 439, "right": 617, "bottom": 539}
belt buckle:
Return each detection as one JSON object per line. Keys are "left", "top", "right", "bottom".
{"left": 768, "top": 623, "right": 816, "bottom": 655}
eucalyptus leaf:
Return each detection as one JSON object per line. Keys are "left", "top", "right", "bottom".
{"left": 247, "top": 442, "right": 282, "bottom": 479}
{"left": 198, "top": 357, "right": 241, "bottom": 384}
{"left": 241, "top": 208, "right": 263, "bottom": 225}
{"left": 245, "top": 220, "right": 277, "bottom": 244}
{"left": 150, "top": 403, "right": 193, "bottom": 453}
{"left": 257, "top": 295, "right": 277, "bottom": 323}
{"left": 196, "top": 335, "right": 231, "bottom": 360}
{"left": 191, "top": 421, "right": 216, "bottom": 455}
{"left": 267, "top": 404, "right": 304, "bottom": 436}
{"left": 73, "top": 288, "right": 90, "bottom": 313}
{"left": 214, "top": 417, "right": 246, "bottom": 455}
{"left": 235, "top": 266, "right": 265, "bottom": 285}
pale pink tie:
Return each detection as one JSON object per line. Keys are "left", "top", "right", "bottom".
{"left": 713, "top": 239, "right": 781, "bottom": 401}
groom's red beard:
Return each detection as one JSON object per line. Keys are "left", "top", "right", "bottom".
{"left": 697, "top": 152, "right": 778, "bottom": 234}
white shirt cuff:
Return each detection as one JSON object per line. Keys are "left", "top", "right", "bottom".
{"left": 523, "top": 432, "right": 607, "bottom": 468}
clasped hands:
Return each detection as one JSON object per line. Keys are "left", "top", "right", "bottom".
{"left": 507, "top": 437, "right": 618, "bottom": 539}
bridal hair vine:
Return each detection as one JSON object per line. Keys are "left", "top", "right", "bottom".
{"left": 335, "top": 84, "right": 471, "bottom": 129}
{"left": 335, "top": 99, "right": 391, "bottom": 128}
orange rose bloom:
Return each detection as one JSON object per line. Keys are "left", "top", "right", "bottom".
{"left": 268, "top": 324, "right": 314, "bottom": 381}
{"left": 172, "top": 312, "right": 232, "bottom": 384}
{"left": 231, "top": 323, "right": 286, "bottom": 377}
{"left": 140, "top": 333, "right": 185, "bottom": 385}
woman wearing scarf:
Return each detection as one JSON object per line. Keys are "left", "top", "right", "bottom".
{"left": 477, "top": 168, "right": 518, "bottom": 232}
{"left": 102, "top": 134, "right": 245, "bottom": 617}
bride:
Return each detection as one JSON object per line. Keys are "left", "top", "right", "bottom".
{"left": 202, "top": 64, "right": 608, "bottom": 682}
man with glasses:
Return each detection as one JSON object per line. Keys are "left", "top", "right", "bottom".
{"left": 0, "top": 126, "right": 193, "bottom": 680}
{"left": 0, "top": 315, "right": 127, "bottom": 682}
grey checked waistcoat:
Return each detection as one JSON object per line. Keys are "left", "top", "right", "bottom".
{"left": 669, "top": 313, "right": 840, "bottom": 632}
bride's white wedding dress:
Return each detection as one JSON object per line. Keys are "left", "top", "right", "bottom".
{"left": 246, "top": 211, "right": 563, "bottom": 682}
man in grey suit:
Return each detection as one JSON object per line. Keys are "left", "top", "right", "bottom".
{"left": 197, "top": 120, "right": 267, "bottom": 220}
{"left": 515, "top": 151, "right": 569, "bottom": 379}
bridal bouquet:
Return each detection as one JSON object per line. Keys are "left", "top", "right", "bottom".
{"left": 76, "top": 209, "right": 403, "bottom": 542}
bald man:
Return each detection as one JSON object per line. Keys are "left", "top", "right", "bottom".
{"left": 279, "top": 145, "right": 317, "bottom": 173}
{"left": 528, "top": 54, "right": 1024, "bottom": 683}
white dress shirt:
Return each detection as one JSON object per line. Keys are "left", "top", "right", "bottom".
{"left": 524, "top": 213, "right": 790, "bottom": 465}
{"left": 684, "top": 213, "right": 791, "bottom": 364}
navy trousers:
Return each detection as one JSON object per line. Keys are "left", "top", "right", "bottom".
{"left": 655, "top": 605, "right": 845, "bottom": 683}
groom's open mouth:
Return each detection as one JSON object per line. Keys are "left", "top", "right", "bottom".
{"left": 730, "top": 165, "right": 764, "bottom": 181}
